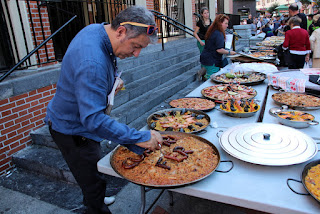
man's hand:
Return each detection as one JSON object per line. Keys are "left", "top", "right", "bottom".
{"left": 136, "top": 130, "right": 163, "bottom": 151}
{"left": 115, "top": 78, "right": 124, "bottom": 95}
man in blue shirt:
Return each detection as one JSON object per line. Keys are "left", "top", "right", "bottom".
{"left": 46, "top": 6, "right": 162, "bottom": 214}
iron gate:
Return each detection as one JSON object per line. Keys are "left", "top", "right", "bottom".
{"left": 154, "top": 0, "right": 185, "bottom": 38}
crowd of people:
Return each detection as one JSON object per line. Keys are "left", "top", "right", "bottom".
{"left": 241, "top": 4, "right": 320, "bottom": 69}
{"left": 195, "top": 3, "right": 320, "bottom": 80}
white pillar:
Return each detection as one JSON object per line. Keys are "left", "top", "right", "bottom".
{"left": 184, "top": 0, "right": 193, "bottom": 38}
{"left": 135, "top": 0, "right": 147, "bottom": 7}
{"left": 209, "top": 0, "right": 216, "bottom": 20}
{"left": 224, "top": 0, "right": 231, "bottom": 14}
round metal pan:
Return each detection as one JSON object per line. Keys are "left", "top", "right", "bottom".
{"left": 147, "top": 108, "right": 210, "bottom": 134}
{"left": 301, "top": 160, "right": 320, "bottom": 203}
{"left": 110, "top": 131, "right": 221, "bottom": 188}
{"left": 270, "top": 109, "right": 319, "bottom": 129}
{"left": 211, "top": 72, "right": 266, "bottom": 86}
{"left": 201, "top": 85, "right": 257, "bottom": 103}
{"left": 272, "top": 92, "right": 320, "bottom": 110}
{"left": 169, "top": 97, "right": 216, "bottom": 112}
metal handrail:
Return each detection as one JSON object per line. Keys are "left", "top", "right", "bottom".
{"left": 0, "top": 14, "right": 77, "bottom": 82}
{"left": 151, "top": 10, "right": 194, "bottom": 33}
{"left": 151, "top": 10, "right": 195, "bottom": 51}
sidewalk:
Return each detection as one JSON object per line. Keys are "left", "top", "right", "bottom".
{"left": 0, "top": 186, "right": 73, "bottom": 214}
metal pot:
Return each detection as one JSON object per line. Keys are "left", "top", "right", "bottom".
{"left": 270, "top": 109, "right": 319, "bottom": 129}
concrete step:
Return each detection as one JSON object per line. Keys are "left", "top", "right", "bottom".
{"left": 111, "top": 57, "right": 200, "bottom": 124}
{"left": 127, "top": 75, "right": 203, "bottom": 130}
{"left": 117, "top": 37, "right": 197, "bottom": 71}
{"left": 12, "top": 145, "right": 76, "bottom": 183}
{"left": 12, "top": 136, "right": 119, "bottom": 183}
{"left": 120, "top": 47, "right": 198, "bottom": 85}
{"left": 0, "top": 168, "right": 127, "bottom": 213}
{"left": 114, "top": 53, "right": 200, "bottom": 108}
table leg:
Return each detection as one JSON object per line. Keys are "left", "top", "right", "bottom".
{"left": 168, "top": 191, "right": 174, "bottom": 206}
{"left": 140, "top": 186, "right": 146, "bottom": 214}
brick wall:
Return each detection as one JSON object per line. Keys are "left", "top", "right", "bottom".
{"left": 0, "top": 84, "right": 56, "bottom": 175}
{"left": 25, "top": 1, "right": 57, "bottom": 67}
{"left": 146, "top": 0, "right": 154, "bottom": 10}
{"left": 192, "top": 0, "right": 196, "bottom": 29}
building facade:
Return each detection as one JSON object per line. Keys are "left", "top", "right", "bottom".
{"left": 0, "top": 0, "right": 232, "bottom": 175}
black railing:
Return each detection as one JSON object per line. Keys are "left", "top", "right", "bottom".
{"left": 151, "top": 10, "right": 194, "bottom": 50}
{"left": 0, "top": 1, "right": 194, "bottom": 82}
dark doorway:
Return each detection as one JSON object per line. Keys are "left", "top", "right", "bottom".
{"left": 0, "top": 2, "right": 15, "bottom": 72}
{"left": 46, "top": 0, "right": 134, "bottom": 61}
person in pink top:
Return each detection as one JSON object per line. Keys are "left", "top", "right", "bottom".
{"left": 283, "top": 16, "right": 311, "bottom": 69}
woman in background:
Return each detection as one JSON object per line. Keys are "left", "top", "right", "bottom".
{"left": 200, "top": 14, "right": 236, "bottom": 80}
{"left": 193, "top": 7, "right": 211, "bottom": 53}
{"left": 310, "top": 16, "right": 320, "bottom": 68}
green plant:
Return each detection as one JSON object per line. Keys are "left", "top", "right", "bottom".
{"left": 268, "top": 3, "right": 280, "bottom": 14}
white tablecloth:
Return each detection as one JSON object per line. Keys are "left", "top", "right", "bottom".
{"left": 98, "top": 79, "right": 320, "bottom": 214}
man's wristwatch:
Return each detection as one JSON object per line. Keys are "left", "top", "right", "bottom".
{"left": 228, "top": 50, "right": 231, "bottom": 55}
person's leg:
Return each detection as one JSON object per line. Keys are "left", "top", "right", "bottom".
{"left": 49, "top": 127, "right": 111, "bottom": 214}
{"left": 288, "top": 53, "right": 298, "bottom": 69}
{"left": 296, "top": 54, "right": 306, "bottom": 69}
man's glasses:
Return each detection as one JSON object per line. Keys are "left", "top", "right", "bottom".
{"left": 120, "top": 22, "right": 158, "bottom": 35}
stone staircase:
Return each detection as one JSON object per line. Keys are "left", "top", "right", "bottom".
{"left": 0, "top": 37, "right": 203, "bottom": 212}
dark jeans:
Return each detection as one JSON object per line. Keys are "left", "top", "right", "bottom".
{"left": 49, "top": 126, "right": 111, "bottom": 214}
{"left": 288, "top": 53, "right": 306, "bottom": 69}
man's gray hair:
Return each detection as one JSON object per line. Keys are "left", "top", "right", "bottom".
{"left": 288, "top": 16, "right": 302, "bottom": 26}
{"left": 111, "top": 6, "right": 158, "bottom": 43}
{"left": 289, "top": 3, "right": 299, "bottom": 11}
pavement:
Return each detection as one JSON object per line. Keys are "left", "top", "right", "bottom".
{"left": 0, "top": 186, "right": 73, "bottom": 214}
{"left": 0, "top": 182, "right": 251, "bottom": 214}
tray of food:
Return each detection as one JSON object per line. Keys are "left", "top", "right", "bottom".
{"left": 219, "top": 99, "right": 260, "bottom": 118}
{"left": 272, "top": 92, "right": 320, "bottom": 110}
{"left": 110, "top": 132, "right": 221, "bottom": 187}
{"left": 201, "top": 84, "right": 257, "bottom": 103}
{"left": 147, "top": 108, "right": 210, "bottom": 133}
{"left": 211, "top": 72, "right": 266, "bottom": 86}
{"left": 169, "top": 97, "right": 216, "bottom": 111}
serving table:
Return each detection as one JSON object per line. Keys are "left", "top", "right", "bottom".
{"left": 98, "top": 77, "right": 320, "bottom": 214}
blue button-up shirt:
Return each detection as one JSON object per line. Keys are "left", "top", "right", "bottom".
{"left": 45, "top": 23, "right": 150, "bottom": 154}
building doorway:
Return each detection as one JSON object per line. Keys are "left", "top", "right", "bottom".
{"left": 0, "top": 2, "right": 15, "bottom": 72}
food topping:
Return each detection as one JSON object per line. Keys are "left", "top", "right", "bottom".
{"left": 305, "top": 164, "right": 320, "bottom": 201}
{"left": 220, "top": 99, "right": 260, "bottom": 113}
{"left": 149, "top": 110, "right": 209, "bottom": 133}
{"left": 201, "top": 84, "right": 256, "bottom": 101}
{"left": 169, "top": 98, "right": 215, "bottom": 111}
{"left": 272, "top": 93, "right": 320, "bottom": 107}
{"left": 277, "top": 111, "right": 314, "bottom": 122}
{"left": 112, "top": 135, "right": 218, "bottom": 186}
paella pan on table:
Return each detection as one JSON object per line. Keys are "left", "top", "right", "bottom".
{"left": 110, "top": 132, "right": 221, "bottom": 188}
{"left": 201, "top": 84, "right": 257, "bottom": 103}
